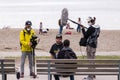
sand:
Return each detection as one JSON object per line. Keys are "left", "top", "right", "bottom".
{"left": 0, "top": 28, "right": 120, "bottom": 53}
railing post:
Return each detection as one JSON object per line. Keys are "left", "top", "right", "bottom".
{"left": 1, "top": 60, "right": 5, "bottom": 80}
{"left": 48, "top": 60, "right": 51, "bottom": 80}
{"left": 119, "top": 63, "right": 120, "bottom": 80}
{"left": 4, "top": 74, "right": 7, "bottom": 80}
{"left": 118, "top": 74, "right": 119, "bottom": 80}
{"left": 118, "top": 62, "right": 120, "bottom": 80}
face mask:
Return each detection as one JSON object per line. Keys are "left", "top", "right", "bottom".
{"left": 26, "top": 28, "right": 31, "bottom": 33}
{"left": 27, "top": 28, "right": 31, "bottom": 31}
{"left": 88, "top": 22, "right": 92, "bottom": 26}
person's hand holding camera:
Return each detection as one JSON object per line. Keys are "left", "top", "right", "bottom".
{"left": 28, "top": 42, "right": 32, "bottom": 47}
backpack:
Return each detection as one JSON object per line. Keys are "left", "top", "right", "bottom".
{"left": 57, "top": 49, "right": 77, "bottom": 59}
{"left": 87, "top": 26, "right": 100, "bottom": 47}
{"left": 79, "top": 37, "right": 87, "bottom": 46}
{"left": 57, "top": 49, "right": 77, "bottom": 76}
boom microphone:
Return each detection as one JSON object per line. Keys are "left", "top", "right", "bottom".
{"left": 68, "top": 19, "right": 88, "bottom": 29}
{"left": 61, "top": 8, "right": 68, "bottom": 26}
{"left": 61, "top": 8, "right": 87, "bottom": 29}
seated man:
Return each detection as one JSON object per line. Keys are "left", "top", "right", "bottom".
{"left": 56, "top": 39, "right": 77, "bottom": 80}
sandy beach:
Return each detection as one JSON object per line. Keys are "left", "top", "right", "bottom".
{"left": 0, "top": 28, "right": 120, "bottom": 53}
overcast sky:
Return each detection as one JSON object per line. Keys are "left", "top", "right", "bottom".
{"left": 0, "top": 0, "right": 120, "bottom": 29}
{"left": 0, "top": 0, "right": 119, "bottom": 12}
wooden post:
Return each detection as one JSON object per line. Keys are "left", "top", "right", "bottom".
{"left": 1, "top": 60, "right": 5, "bottom": 80}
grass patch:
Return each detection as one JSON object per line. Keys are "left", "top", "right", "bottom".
{"left": 36, "top": 55, "right": 120, "bottom": 59}
{"left": 4, "top": 55, "right": 120, "bottom": 59}
{"left": 78, "top": 55, "right": 120, "bottom": 59}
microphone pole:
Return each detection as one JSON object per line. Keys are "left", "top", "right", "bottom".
{"left": 68, "top": 19, "right": 88, "bottom": 29}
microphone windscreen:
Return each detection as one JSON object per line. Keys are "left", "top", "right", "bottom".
{"left": 61, "top": 8, "right": 68, "bottom": 26}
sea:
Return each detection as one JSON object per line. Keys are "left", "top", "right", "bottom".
{"left": 0, "top": 0, "right": 120, "bottom": 30}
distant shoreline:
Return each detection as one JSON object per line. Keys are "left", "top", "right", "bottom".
{"left": 1, "top": 27, "right": 120, "bottom": 30}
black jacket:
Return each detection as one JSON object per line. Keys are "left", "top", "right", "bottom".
{"left": 57, "top": 47, "right": 77, "bottom": 59}
{"left": 82, "top": 26, "right": 96, "bottom": 48}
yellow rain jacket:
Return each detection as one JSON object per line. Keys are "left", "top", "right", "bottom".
{"left": 20, "top": 29, "right": 35, "bottom": 51}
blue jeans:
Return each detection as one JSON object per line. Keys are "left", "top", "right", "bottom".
{"left": 77, "top": 25, "right": 81, "bottom": 32}
{"left": 54, "top": 75, "right": 74, "bottom": 80}
{"left": 59, "top": 26, "right": 63, "bottom": 34}
{"left": 20, "top": 51, "right": 33, "bottom": 74}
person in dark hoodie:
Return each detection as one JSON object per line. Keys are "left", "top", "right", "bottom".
{"left": 57, "top": 39, "right": 77, "bottom": 59}
{"left": 56, "top": 39, "right": 77, "bottom": 80}
{"left": 81, "top": 17, "right": 100, "bottom": 80}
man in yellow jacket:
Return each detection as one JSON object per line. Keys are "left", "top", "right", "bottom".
{"left": 20, "top": 20, "right": 36, "bottom": 78}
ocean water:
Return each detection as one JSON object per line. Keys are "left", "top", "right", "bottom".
{"left": 0, "top": 0, "right": 120, "bottom": 30}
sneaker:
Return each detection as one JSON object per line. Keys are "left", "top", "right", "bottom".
{"left": 82, "top": 77, "right": 93, "bottom": 80}
{"left": 30, "top": 72, "right": 37, "bottom": 78}
{"left": 30, "top": 72, "right": 35, "bottom": 76}
{"left": 83, "top": 77, "right": 89, "bottom": 80}
{"left": 93, "top": 75, "right": 96, "bottom": 79}
{"left": 82, "top": 77, "right": 87, "bottom": 80}
{"left": 20, "top": 72, "right": 24, "bottom": 78}
{"left": 87, "top": 77, "right": 93, "bottom": 80}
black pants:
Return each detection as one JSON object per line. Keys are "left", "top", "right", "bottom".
{"left": 54, "top": 74, "right": 74, "bottom": 80}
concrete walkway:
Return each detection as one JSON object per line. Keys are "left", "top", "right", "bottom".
{"left": 1, "top": 74, "right": 118, "bottom": 80}
{"left": 0, "top": 51, "right": 120, "bottom": 57}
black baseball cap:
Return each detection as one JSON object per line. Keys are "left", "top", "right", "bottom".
{"left": 25, "top": 20, "right": 32, "bottom": 26}
{"left": 56, "top": 34, "right": 62, "bottom": 39}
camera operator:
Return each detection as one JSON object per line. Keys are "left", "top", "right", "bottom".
{"left": 19, "top": 20, "right": 36, "bottom": 78}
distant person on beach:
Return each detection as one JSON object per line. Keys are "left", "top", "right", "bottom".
{"left": 42, "top": 28, "right": 49, "bottom": 34}
{"left": 39, "top": 22, "right": 43, "bottom": 34}
{"left": 66, "top": 23, "right": 74, "bottom": 30}
{"left": 49, "top": 34, "right": 63, "bottom": 80}
{"left": 58, "top": 19, "right": 63, "bottom": 34}
{"left": 19, "top": 20, "right": 36, "bottom": 78}
{"left": 81, "top": 17, "right": 100, "bottom": 80}
{"left": 66, "top": 23, "right": 70, "bottom": 29}
{"left": 77, "top": 17, "right": 81, "bottom": 33}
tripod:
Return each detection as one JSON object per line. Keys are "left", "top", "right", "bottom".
{"left": 30, "top": 35, "right": 40, "bottom": 78}
{"left": 31, "top": 46, "right": 37, "bottom": 78}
